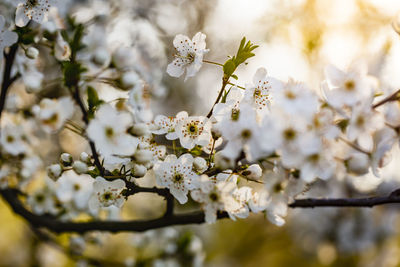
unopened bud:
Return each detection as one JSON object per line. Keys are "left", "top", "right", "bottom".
{"left": 79, "top": 152, "right": 90, "bottom": 163}
{"left": 193, "top": 157, "right": 207, "bottom": 173}
{"left": 131, "top": 164, "right": 147, "bottom": 178}
{"left": 26, "top": 47, "right": 39, "bottom": 59}
{"left": 121, "top": 71, "right": 140, "bottom": 89}
{"left": 130, "top": 123, "right": 150, "bottom": 136}
{"left": 60, "top": 153, "right": 73, "bottom": 167}
{"left": 134, "top": 149, "right": 153, "bottom": 164}
{"left": 73, "top": 161, "right": 88, "bottom": 174}
{"left": 241, "top": 164, "right": 262, "bottom": 180}
{"left": 47, "top": 164, "right": 62, "bottom": 179}
{"left": 347, "top": 153, "right": 370, "bottom": 175}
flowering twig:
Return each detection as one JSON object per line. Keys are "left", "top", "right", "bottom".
{"left": 206, "top": 76, "right": 229, "bottom": 118}
{"left": 372, "top": 89, "right": 400, "bottom": 109}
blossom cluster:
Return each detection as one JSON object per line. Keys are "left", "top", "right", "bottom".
{"left": 0, "top": 2, "right": 400, "bottom": 262}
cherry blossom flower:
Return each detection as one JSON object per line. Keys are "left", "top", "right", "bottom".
{"left": 32, "top": 97, "right": 74, "bottom": 133}
{"left": 244, "top": 67, "right": 283, "bottom": 115}
{"left": 166, "top": 32, "right": 209, "bottom": 81}
{"left": 218, "top": 103, "right": 267, "bottom": 161}
{"left": 0, "top": 15, "right": 18, "bottom": 63}
{"left": 152, "top": 111, "right": 188, "bottom": 140}
{"left": 87, "top": 104, "right": 139, "bottom": 158}
{"left": 190, "top": 175, "right": 226, "bottom": 223}
{"left": 153, "top": 154, "right": 199, "bottom": 204}
{"left": 56, "top": 171, "right": 93, "bottom": 210}
{"left": 0, "top": 124, "right": 28, "bottom": 156}
{"left": 88, "top": 177, "right": 126, "bottom": 213}
{"left": 15, "top": 0, "right": 56, "bottom": 27}
{"left": 323, "top": 63, "right": 374, "bottom": 108}
{"left": 175, "top": 116, "right": 212, "bottom": 150}
{"left": 273, "top": 78, "right": 318, "bottom": 119}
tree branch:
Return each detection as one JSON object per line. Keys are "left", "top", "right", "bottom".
{"left": 0, "top": 44, "right": 18, "bottom": 121}
{"left": 289, "top": 190, "right": 400, "bottom": 208}
{"left": 0, "top": 188, "right": 229, "bottom": 233}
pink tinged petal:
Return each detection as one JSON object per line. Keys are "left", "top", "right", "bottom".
{"left": 167, "top": 59, "right": 185, "bottom": 77}
{"left": 15, "top": 4, "right": 30, "bottom": 27}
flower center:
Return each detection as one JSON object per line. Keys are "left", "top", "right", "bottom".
{"left": 209, "top": 192, "right": 219, "bottom": 202}
{"left": 73, "top": 184, "right": 81, "bottom": 191}
{"left": 27, "top": 0, "right": 39, "bottom": 7}
{"left": 308, "top": 153, "right": 320, "bottom": 163}
{"left": 344, "top": 80, "right": 355, "bottom": 91}
{"left": 35, "top": 194, "right": 45, "bottom": 203}
{"left": 6, "top": 135, "right": 14, "bottom": 143}
{"left": 283, "top": 128, "right": 296, "bottom": 141}
{"left": 105, "top": 127, "right": 114, "bottom": 138}
{"left": 173, "top": 173, "right": 184, "bottom": 183}
{"left": 356, "top": 116, "right": 365, "bottom": 127}
{"left": 102, "top": 192, "right": 113, "bottom": 201}
{"left": 231, "top": 109, "right": 240, "bottom": 121}
{"left": 42, "top": 113, "right": 59, "bottom": 125}
{"left": 285, "top": 90, "right": 296, "bottom": 99}
{"left": 241, "top": 129, "right": 252, "bottom": 139}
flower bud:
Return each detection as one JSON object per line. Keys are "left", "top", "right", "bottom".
{"left": 121, "top": 71, "right": 140, "bottom": 89}
{"left": 92, "top": 48, "right": 110, "bottom": 66}
{"left": 60, "top": 153, "right": 73, "bottom": 167}
{"left": 130, "top": 123, "right": 150, "bottom": 137}
{"left": 193, "top": 157, "right": 207, "bottom": 173}
{"left": 347, "top": 153, "right": 370, "bottom": 175}
{"left": 134, "top": 149, "right": 153, "bottom": 164}
{"left": 79, "top": 152, "right": 90, "bottom": 163}
{"left": 131, "top": 164, "right": 147, "bottom": 178}
{"left": 26, "top": 47, "right": 39, "bottom": 59}
{"left": 47, "top": 164, "right": 62, "bottom": 179}
{"left": 73, "top": 160, "right": 88, "bottom": 174}
{"left": 241, "top": 164, "right": 262, "bottom": 180}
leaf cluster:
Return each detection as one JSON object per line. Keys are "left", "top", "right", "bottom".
{"left": 223, "top": 37, "right": 258, "bottom": 80}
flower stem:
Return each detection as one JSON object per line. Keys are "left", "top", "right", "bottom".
{"left": 227, "top": 81, "right": 245, "bottom": 90}
{"left": 203, "top": 59, "right": 224, "bottom": 67}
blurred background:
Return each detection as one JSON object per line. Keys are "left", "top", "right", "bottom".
{"left": 3, "top": 0, "right": 400, "bottom": 266}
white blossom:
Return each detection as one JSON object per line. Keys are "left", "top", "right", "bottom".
{"left": 56, "top": 171, "right": 93, "bottom": 210}
{"left": 153, "top": 154, "right": 199, "bottom": 204}
{"left": 0, "top": 15, "right": 18, "bottom": 63}
{"left": 87, "top": 104, "right": 138, "bottom": 158}
{"left": 175, "top": 116, "right": 212, "bottom": 150}
{"left": 15, "top": 0, "right": 56, "bottom": 27}
{"left": 166, "top": 32, "right": 209, "bottom": 80}
{"left": 88, "top": 177, "right": 125, "bottom": 213}
{"left": 33, "top": 97, "right": 74, "bottom": 133}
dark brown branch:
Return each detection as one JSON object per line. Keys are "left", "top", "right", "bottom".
{"left": 0, "top": 44, "right": 18, "bottom": 120}
{"left": 372, "top": 89, "right": 400, "bottom": 109}
{"left": 0, "top": 188, "right": 229, "bottom": 233}
{"left": 289, "top": 190, "right": 400, "bottom": 208}
{"left": 70, "top": 84, "right": 104, "bottom": 175}
{"left": 206, "top": 77, "right": 229, "bottom": 118}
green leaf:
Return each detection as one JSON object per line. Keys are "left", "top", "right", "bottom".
{"left": 223, "top": 59, "right": 236, "bottom": 78}
{"left": 62, "top": 61, "right": 85, "bottom": 87}
{"left": 87, "top": 86, "right": 104, "bottom": 119}
{"left": 222, "top": 37, "right": 258, "bottom": 79}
